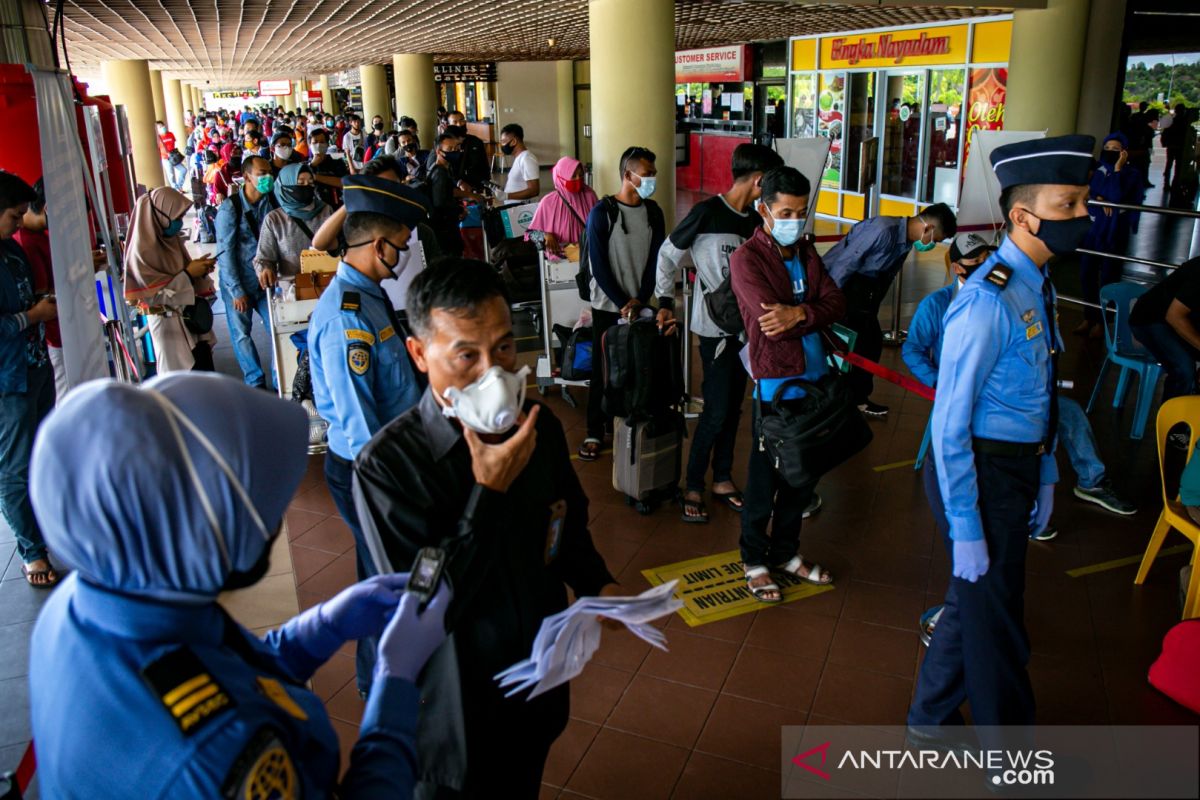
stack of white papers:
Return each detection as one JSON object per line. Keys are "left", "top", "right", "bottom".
{"left": 495, "top": 581, "right": 683, "bottom": 700}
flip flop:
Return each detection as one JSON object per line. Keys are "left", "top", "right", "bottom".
{"left": 712, "top": 490, "right": 744, "bottom": 513}
{"left": 22, "top": 562, "right": 60, "bottom": 589}
{"left": 680, "top": 495, "right": 709, "bottom": 524}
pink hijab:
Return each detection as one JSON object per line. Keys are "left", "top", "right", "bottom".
{"left": 528, "top": 157, "right": 598, "bottom": 247}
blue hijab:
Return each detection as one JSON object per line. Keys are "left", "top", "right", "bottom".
{"left": 274, "top": 162, "right": 327, "bottom": 221}
{"left": 30, "top": 373, "right": 308, "bottom": 602}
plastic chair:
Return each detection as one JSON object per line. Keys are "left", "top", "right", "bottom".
{"left": 1085, "top": 281, "right": 1163, "bottom": 439}
{"left": 1134, "top": 397, "right": 1200, "bottom": 619}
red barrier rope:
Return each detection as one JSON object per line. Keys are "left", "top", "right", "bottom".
{"left": 15, "top": 740, "right": 35, "bottom": 794}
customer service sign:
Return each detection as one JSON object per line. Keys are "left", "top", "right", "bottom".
{"left": 820, "top": 25, "right": 968, "bottom": 69}
{"left": 675, "top": 46, "right": 750, "bottom": 83}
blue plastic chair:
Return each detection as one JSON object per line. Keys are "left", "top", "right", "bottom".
{"left": 1085, "top": 281, "right": 1163, "bottom": 440}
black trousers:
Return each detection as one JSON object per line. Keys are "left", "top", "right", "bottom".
{"left": 686, "top": 335, "right": 747, "bottom": 492}
{"left": 908, "top": 449, "right": 1040, "bottom": 728}
{"left": 324, "top": 451, "right": 377, "bottom": 693}
{"left": 585, "top": 308, "right": 620, "bottom": 440}
{"left": 740, "top": 403, "right": 817, "bottom": 568}
{"left": 840, "top": 271, "right": 893, "bottom": 405}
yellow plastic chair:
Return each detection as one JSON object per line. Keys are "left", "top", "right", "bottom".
{"left": 1135, "top": 396, "right": 1200, "bottom": 618}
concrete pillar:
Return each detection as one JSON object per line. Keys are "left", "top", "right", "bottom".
{"left": 1006, "top": 0, "right": 1091, "bottom": 136}
{"left": 555, "top": 60, "right": 576, "bottom": 160}
{"left": 294, "top": 78, "right": 306, "bottom": 112}
{"left": 320, "top": 74, "right": 335, "bottom": 113}
{"left": 163, "top": 76, "right": 185, "bottom": 141}
{"left": 100, "top": 58, "right": 165, "bottom": 189}
{"left": 1075, "top": 0, "right": 1126, "bottom": 143}
{"left": 589, "top": 0, "right": 676, "bottom": 224}
{"left": 148, "top": 69, "right": 166, "bottom": 123}
{"left": 392, "top": 54, "right": 437, "bottom": 143}
{"left": 360, "top": 64, "right": 392, "bottom": 129}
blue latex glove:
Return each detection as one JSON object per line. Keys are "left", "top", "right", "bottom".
{"left": 1030, "top": 483, "right": 1055, "bottom": 537}
{"left": 952, "top": 539, "right": 990, "bottom": 583}
{"left": 375, "top": 579, "right": 451, "bottom": 683}
{"left": 290, "top": 573, "right": 411, "bottom": 661}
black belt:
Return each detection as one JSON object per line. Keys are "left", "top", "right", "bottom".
{"left": 973, "top": 437, "right": 1045, "bottom": 458}
{"left": 327, "top": 451, "right": 352, "bottom": 467}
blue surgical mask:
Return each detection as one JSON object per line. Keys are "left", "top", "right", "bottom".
{"left": 255, "top": 175, "right": 274, "bottom": 194}
{"left": 634, "top": 175, "right": 656, "bottom": 200}
{"left": 163, "top": 218, "right": 183, "bottom": 237}
{"left": 764, "top": 205, "right": 802, "bottom": 247}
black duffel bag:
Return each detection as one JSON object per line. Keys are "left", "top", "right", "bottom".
{"left": 755, "top": 372, "right": 872, "bottom": 488}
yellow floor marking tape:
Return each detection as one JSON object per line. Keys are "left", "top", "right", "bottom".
{"left": 643, "top": 549, "right": 835, "bottom": 626}
{"left": 1065, "top": 543, "right": 1192, "bottom": 578}
{"left": 873, "top": 459, "right": 917, "bottom": 472}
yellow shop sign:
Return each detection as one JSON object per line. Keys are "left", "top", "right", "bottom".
{"left": 820, "top": 25, "right": 968, "bottom": 69}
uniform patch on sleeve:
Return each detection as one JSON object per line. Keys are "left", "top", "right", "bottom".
{"left": 379, "top": 325, "right": 395, "bottom": 342}
{"left": 221, "top": 726, "right": 297, "bottom": 800}
{"left": 984, "top": 264, "right": 1012, "bottom": 288}
{"left": 255, "top": 677, "right": 308, "bottom": 721}
{"left": 344, "top": 328, "right": 375, "bottom": 345}
{"left": 140, "top": 646, "right": 236, "bottom": 738}
{"left": 341, "top": 290, "right": 361, "bottom": 312}
{"left": 348, "top": 341, "right": 371, "bottom": 375}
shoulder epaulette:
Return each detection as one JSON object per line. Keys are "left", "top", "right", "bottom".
{"left": 140, "top": 646, "right": 236, "bottom": 737}
{"left": 984, "top": 263, "right": 1012, "bottom": 289}
{"left": 341, "top": 290, "right": 361, "bottom": 311}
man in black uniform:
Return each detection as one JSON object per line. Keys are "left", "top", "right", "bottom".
{"left": 353, "top": 259, "right": 619, "bottom": 798}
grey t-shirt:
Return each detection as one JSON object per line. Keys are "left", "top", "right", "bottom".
{"left": 591, "top": 201, "right": 651, "bottom": 313}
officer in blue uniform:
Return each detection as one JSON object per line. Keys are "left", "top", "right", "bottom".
{"left": 907, "top": 135, "right": 1095, "bottom": 741}
{"left": 308, "top": 175, "right": 430, "bottom": 691}
{"left": 28, "top": 373, "right": 450, "bottom": 799}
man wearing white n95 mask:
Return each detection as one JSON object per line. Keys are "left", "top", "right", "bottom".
{"left": 352, "top": 258, "right": 621, "bottom": 798}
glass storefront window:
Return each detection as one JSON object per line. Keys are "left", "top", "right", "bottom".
{"left": 817, "top": 72, "right": 845, "bottom": 188}
{"left": 791, "top": 73, "right": 817, "bottom": 138}
{"left": 842, "top": 72, "right": 876, "bottom": 192}
{"left": 881, "top": 72, "right": 924, "bottom": 198}
{"left": 922, "top": 69, "right": 965, "bottom": 204}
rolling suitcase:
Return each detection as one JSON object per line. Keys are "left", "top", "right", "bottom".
{"left": 612, "top": 412, "right": 684, "bottom": 514}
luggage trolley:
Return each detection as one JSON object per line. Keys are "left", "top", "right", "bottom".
{"left": 482, "top": 201, "right": 544, "bottom": 332}
{"left": 533, "top": 245, "right": 589, "bottom": 408}
{"left": 266, "top": 291, "right": 328, "bottom": 455}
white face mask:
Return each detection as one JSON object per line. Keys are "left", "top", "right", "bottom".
{"left": 313, "top": 142, "right": 329, "bottom": 155}
{"left": 442, "top": 365, "right": 531, "bottom": 434}
{"left": 274, "top": 145, "right": 293, "bottom": 160}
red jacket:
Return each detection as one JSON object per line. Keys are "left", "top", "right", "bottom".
{"left": 730, "top": 226, "right": 845, "bottom": 380}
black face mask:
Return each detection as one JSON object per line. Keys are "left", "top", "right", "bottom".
{"left": 500, "top": 143, "right": 515, "bottom": 155}
{"left": 1099, "top": 149, "right": 1120, "bottom": 165}
{"left": 374, "top": 123, "right": 384, "bottom": 131}
{"left": 284, "top": 185, "right": 315, "bottom": 205}
{"left": 1027, "top": 211, "right": 1092, "bottom": 256}
{"left": 404, "top": 143, "right": 417, "bottom": 153}
{"left": 220, "top": 544, "right": 273, "bottom": 592}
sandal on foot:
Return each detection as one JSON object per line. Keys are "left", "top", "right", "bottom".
{"left": 712, "top": 490, "right": 744, "bottom": 512}
{"left": 773, "top": 555, "right": 833, "bottom": 586}
{"left": 680, "top": 495, "right": 709, "bottom": 524}
{"left": 745, "top": 566, "right": 782, "bottom": 604}
{"left": 22, "top": 561, "right": 59, "bottom": 589}
{"left": 577, "top": 438, "right": 602, "bottom": 461}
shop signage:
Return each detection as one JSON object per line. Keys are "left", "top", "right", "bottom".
{"left": 305, "top": 91, "right": 323, "bottom": 102}
{"left": 258, "top": 80, "right": 293, "bottom": 97}
{"left": 211, "top": 90, "right": 258, "bottom": 100}
{"left": 433, "top": 63, "right": 497, "bottom": 83}
{"left": 675, "top": 45, "right": 750, "bottom": 83}
{"left": 962, "top": 67, "right": 1008, "bottom": 178}
{"left": 820, "top": 25, "right": 967, "bottom": 69}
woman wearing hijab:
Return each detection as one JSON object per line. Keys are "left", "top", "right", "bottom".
{"left": 28, "top": 373, "right": 450, "bottom": 799}
{"left": 124, "top": 187, "right": 218, "bottom": 373}
{"left": 1077, "top": 131, "right": 1145, "bottom": 337}
{"left": 254, "top": 163, "right": 333, "bottom": 289}
{"left": 527, "top": 157, "right": 598, "bottom": 260}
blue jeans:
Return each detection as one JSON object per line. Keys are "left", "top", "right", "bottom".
{"left": 170, "top": 162, "right": 188, "bottom": 191}
{"left": 0, "top": 364, "right": 55, "bottom": 563}
{"left": 1132, "top": 321, "right": 1199, "bottom": 401}
{"left": 222, "top": 289, "right": 271, "bottom": 387}
{"left": 1057, "top": 396, "right": 1105, "bottom": 489}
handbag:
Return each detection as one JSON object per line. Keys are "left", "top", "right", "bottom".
{"left": 182, "top": 298, "right": 214, "bottom": 335}
{"left": 754, "top": 371, "right": 872, "bottom": 488}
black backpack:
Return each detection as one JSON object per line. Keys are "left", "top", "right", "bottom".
{"left": 575, "top": 196, "right": 620, "bottom": 301}
{"left": 601, "top": 318, "right": 684, "bottom": 420}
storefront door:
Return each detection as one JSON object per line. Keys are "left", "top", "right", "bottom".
{"left": 878, "top": 71, "right": 925, "bottom": 201}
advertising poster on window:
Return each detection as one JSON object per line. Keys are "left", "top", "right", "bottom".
{"left": 817, "top": 73, "right": 845, "bottom": 187}
{"left": 962, "top": 67, "right": 1007, "bottom": 181}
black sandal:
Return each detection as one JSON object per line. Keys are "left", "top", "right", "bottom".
{"left": 712, "top": 490, "right": 745, "bottom": 512}
{"left": 22, "top": 561, "right": 60, "bottom": 589}
{"left": 681, "top": 495, "right": 709, "bottom": 524}
{"left": 577, "top": 438, "right": 602, "bottom": 461}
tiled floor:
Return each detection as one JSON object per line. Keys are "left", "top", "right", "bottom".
{"left": 2, "top": 165, "right": 1197, "bottom": 798}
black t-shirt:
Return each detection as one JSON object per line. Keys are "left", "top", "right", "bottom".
{"left": 1130, "top": 257, "right": 1200, "bottom": 326}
